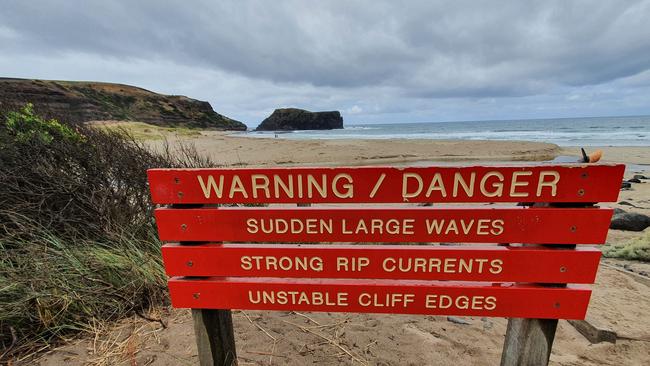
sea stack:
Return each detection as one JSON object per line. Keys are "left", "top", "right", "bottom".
{"left": 256, "top": 108, "right": 343, "bottom": 131}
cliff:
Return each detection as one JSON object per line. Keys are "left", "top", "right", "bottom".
{"left": 256, "top": 108, "right": 343, "bottom": 131}
{"left": 0, "top": 78, "right": 247, "bottom": 130}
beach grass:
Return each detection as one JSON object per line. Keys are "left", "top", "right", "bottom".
{"left": 96, "top": 121, "right": 202, "bottom": 140}
{"left": 602, "top": 231, "right": 650, "bottom": 261}
{"left": 0, "top": 227, "right": 167, "bottom": 358}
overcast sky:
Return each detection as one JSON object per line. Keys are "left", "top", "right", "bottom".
{"left": 2, "top": 1, "right": 650, "bottom": 126}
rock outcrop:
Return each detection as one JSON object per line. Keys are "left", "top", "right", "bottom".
{"left": 0, "top": 78, "right": 246, "bottom": 130}
{"left": 256, "top": 108, "right": 343, "bottom": 131}
{"left": 610, "top": 210, "right": 650, "bottom": 231}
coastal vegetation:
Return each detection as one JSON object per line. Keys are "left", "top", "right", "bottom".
{"left": 96, "top": 121, "right": 203, "bottom": 141}
{"left": 0, "top": 78, "right": 247, "bottom": 130}
{"left": 0, "top": 104, "right": 213, "bottom": 360}
{"left": 603, "top": 231, "right": 650, "bottom": 261}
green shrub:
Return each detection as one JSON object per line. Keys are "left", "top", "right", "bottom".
{"left": 4, "top": 103, "right": 83, "bottom": 144}
{"left": 0, "top": 104, "right": 215, "bottom": 360}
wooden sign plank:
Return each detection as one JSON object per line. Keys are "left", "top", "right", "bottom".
{"left": 147, "top": 165, "right": 624, "bottom": 204}
{"left": 154, "top": 207, "right": 613, "bottom": 244}
{"left": 162, "top": 244, "right": 602, "bottom": 283}
{"left": 167, "top": 277, "right": 592, "bottom": 320}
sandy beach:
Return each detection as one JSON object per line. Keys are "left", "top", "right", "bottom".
{"left": 142, "top": 130, "right": 649, "bottom": 168}
{"left": 38, "top": 126, "right": 650, "bottom": 366}
{"left": 146, "top": 130, "right": 561, "bottom": 167}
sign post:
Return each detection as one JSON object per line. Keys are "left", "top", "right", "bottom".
{"left": 148, "top": 164, "right": 624, "bottom": 365}
{"left": 192, "top": 308, "right": 237, "bottom": 366}
{"left": 172, "top": 203, "right": 237, "bottom": 366}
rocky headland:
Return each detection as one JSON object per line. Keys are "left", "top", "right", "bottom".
{"left": 0, "top": 78, "right": 246, "bottom": 130}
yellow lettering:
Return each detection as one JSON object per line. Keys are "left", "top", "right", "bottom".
{"left": 251, "top": 174, "right": 270, "bottom": 199}
{"left": 456, "top": 296, "right": 470, "bottom": 309}
{"left": 386, "top": 219, "right": 400, "bottom": 235}
{"left": 229, "top": 175, "right": 248, "bottom": 198}
{"left": 426, "top": 219, "right": 445, "bottom": 234}
{"left": 476, "top": 219, "right": 490, "bottom": 235}
{"left": 510, "top": 171, "right": 532, "bottom": 197}
{"left": 480, "top": 171, "right": 504, "bottom": 197}
{"left": 246, "top": 218, "right": 258, "bottom": 234}
{"left": 491, "top": 219, "right": 504, "bottom": 235}
{"left": 425, "top": 172, "right": 447, "bottom": 198}
{"left": 332, "top": 173, "right": 354, "bottom": 198}
{"left": 197, "top": 175, "right": 224, "bottom": 198}
{"left": 273, "top": 174, "right": 294, "bottom": 198}
{"left": 453, "top": 172, "right": 476, "bottom": 197}
{"left": 403, "top": 219, "right": 415, "bottom": 234}
{"left": 460, "top": 219, "right": 475, "bottom": 234}
{"left": 241, "top": 256, "right": 252, "bottom": 270}
{"left": 337, "top": 257, "right": 349, "bottom": 271}
{"left": 537, "top": 171, "right": 560, "bottom": 197}
{"left": 484, "top": 296, "right": 497, "bottom": 310}
{"left": 383, "top": 257, "right": 396, "bottom": 272}
{"left": 489, "top": 259, "right": 503, "bottom": 274}
{"left": 307, "top": 174, "right": 327, "bottom": 198}
{"left": 445, "top": 220, "right": 459, "bottom": 235}
{"left": 403, "top": 173, "right": 423, "bottom": 199}
{"left": 359, "top": 293, "right": 371, "bottom": 307}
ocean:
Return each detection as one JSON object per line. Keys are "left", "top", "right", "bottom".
{"left": 243, "top": 115, "right": 650, "bottom": 147}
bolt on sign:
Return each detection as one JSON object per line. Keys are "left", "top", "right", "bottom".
{"left": 148, "top": 164, "right": 624, "bottom": 366}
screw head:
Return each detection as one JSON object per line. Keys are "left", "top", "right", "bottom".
{"left": 554, "top": 302, "right": 561, "bottom": 308}
{"left": 174, "top": 177, "right": 181, "bottom": 184}
{"left": 177, "top": 191, "right": 184, "bottom": 198}
{"left": 578, "top": 188, "right": 585, "bottom": 196}
{"left": 560, "top": 266, "right": 567, "bottom": 273}
{"left": 581, "top": 173, "right": 588, "bottom": 179}
{"left": 186, "top": 260, "right": 193, "bottom": 267}
{"left": 181, "top": 224, "right": 187, "bottom": 231}
{"left": 570, "top": 226, "right": 577, "bottom": 232}
{"left": 193, "top": 293, "right": 200, "bottom": 299}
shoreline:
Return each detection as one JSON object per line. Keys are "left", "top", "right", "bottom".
{"left": 151, "top": 129, "right": 650, "bottom": 168}
{"left": 98, "top": 122, "right": 650, "bottom": 167}
{"left": 231, "top": 131, "right": 650, "bottom": 166}
{"left": 149, "top": 129, "right": 563, "bottom": 167}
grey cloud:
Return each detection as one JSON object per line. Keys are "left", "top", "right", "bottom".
{"left": 0, "top": 0, "right": 649, "bottom": 124}
{"left": 3, "top": 1, "right": 650, "bottom": 92}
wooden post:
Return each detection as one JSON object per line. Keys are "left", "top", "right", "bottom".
{"left": 192, "top": 309, "right": 238, "bottom": 366}
{"left": 501, "top": 200, "right": 584, "bottom": 366}
{"left": 500, "top": 318, "right": 558, "bottom": 366}
{"left": 173, "top": 204, "right": 238, "bottom": 366}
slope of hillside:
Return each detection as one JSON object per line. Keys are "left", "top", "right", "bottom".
{"left": 0, "top": 78, "right": 246, "bottom": 130}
